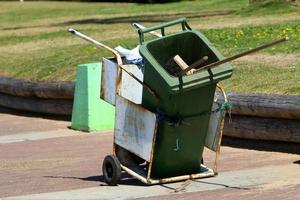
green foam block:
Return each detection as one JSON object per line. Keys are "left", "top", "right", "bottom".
{"left": 71, "top": 63, "right": 115, "bottom": 132}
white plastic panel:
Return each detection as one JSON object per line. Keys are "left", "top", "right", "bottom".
{"left": 120, "top": 65, "right": 143, "bottom": 104}
{"left": 101, "top": 58, "right": 118, "bottom": 105}
{"left": 205, "top": 101, "right": 224, "bottom": 152}
{"left": 114, "top": 95, "right": 156, "bottom": 161}
{"left": 101, "top": 58, "right": 144, "bottom": 105}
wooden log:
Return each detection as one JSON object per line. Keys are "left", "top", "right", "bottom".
{"left": 0, "top": 76, "right": 33, "bottom": 97}
{"left": 1, "top": 76, "right": 300, "bottom": 121}
{"left": 33, "top": 82, "right": 74, "bottom": 99}
{"left": 223, "top": 115, "right": 300, "bottom": 143}
{"left": 216, "top": 92, "right": 300, "bottom": 120}
{"left": 0, "top": 93, "right": 72, "bottom": 115}
{"left": 0, "top": 76, "right": 74, "bottom": 99}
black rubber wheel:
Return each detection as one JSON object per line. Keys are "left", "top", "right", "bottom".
{"left": 102, "top": 155, "right": 121, "bottom": 186}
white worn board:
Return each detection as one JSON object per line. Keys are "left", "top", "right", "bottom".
{"left": 114, "top": 95, "right": 157, "bottom": 161}
{"left": 101, "top": 58, "right": 144, "bottom": 105}
{"left": 101, "top": 58, "right": 118, "bottom": 105}
{"left": 120, "top": 65, "right": 143, "bottom": 104}
{"left": 205, "top": 101, "right": 224, "bottom": 152}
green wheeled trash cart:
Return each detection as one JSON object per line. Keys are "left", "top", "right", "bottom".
{"left": 101, "top": 18, "right": 233, "bottom": 185}
{"left": 68, "top": 18, "right": 232, "bottom": 186}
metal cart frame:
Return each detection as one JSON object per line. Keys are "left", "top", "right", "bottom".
{"left": 69, "top": 27, "right": 229, "bottom": 186}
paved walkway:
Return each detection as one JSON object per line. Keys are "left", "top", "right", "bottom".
{"left": 0, "top": 107, "right": 299, "bottom": 200}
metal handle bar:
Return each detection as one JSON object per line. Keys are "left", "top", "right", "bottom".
{"left": 68, "top": 28, "right": 160, "bottom": 106}
{"left": 68, "top": 28, "right": 123, "bottom": 66}
{"left": 135, "top": 18, "right": 191, "bottom": 44}
{"left": 132, "top": 23, "right": 162, "bottom": 38}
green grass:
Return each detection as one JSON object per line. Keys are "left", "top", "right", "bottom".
{"left": 222, "top": 61, "right": 300, "bottom": 94}
{"left": 203, "top": 21, "right": 300, "bottom": 56}
{"left": 0, "top": 0, "right": 299, "bottom": 94}
{"left": 0, "top": 0, "right": 246, "bottom": 24}
{"left": 0, "top": 30, "right": 68, "bottom": 46}
{"left": 239, "top": 0, "right": 298, "bottom": 16}
{"left": 0, "top": 36, "right": 138, "bottom": 81}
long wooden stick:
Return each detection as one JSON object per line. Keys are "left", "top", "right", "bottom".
{"left": 194, "top": 37, "right": 289, "bottom": 73}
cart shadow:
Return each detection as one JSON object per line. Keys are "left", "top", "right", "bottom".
{"left": 293, "top": 160, "right": 300, "bottom": 165}
{"left": 158, "top": 180, "right": 250, "bottom": 192}
{"left": 222, "top": 136, "right": 300, "bottom": 155}
{"left": 193, "top": 180, "right": 251, "bottom": 190}
{"left": 44, "top": 174, "right": 250, "bottom": 191}
{"left": 44, "top": 173, "right": 147, "bottom": 187}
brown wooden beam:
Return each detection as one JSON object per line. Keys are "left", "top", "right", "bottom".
{"left": 224, "top": 115, "right": 300, "bottom": 143}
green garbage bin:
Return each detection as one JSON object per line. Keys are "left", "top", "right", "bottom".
{"left": 137, "top": 18, "right": 233, "bottom": 178}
